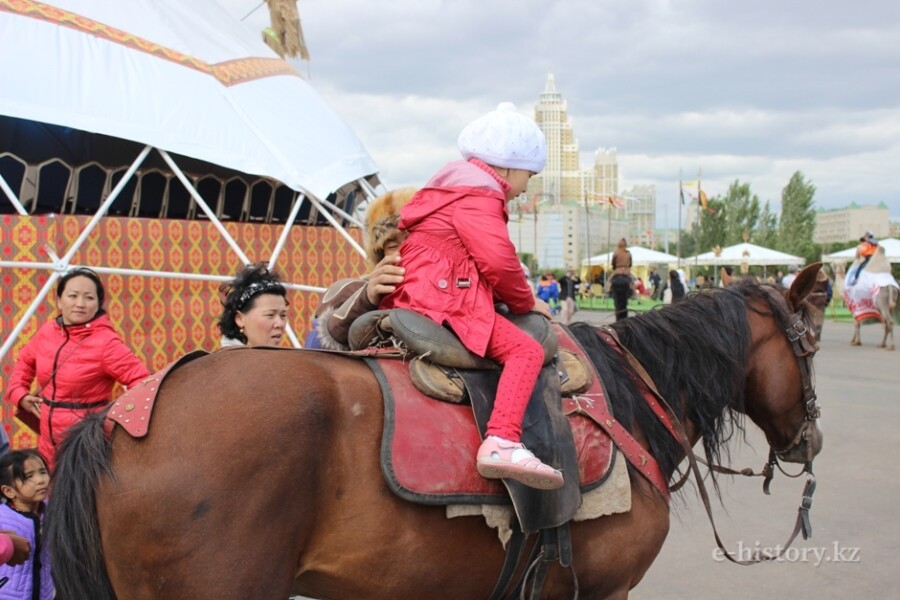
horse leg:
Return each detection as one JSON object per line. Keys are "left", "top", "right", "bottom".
{"left": 851, "top": 322, "right": 861, "bottom": 346}
{"left": 884, "top": 319, "right": 895, "bottom": 351}
{"left": 540, "top": 477, "right": 669, "bottom": 599}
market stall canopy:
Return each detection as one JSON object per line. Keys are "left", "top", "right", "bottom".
{"left": 0, "top": 0, "right": 378, "bottom": 203}
{"left": 822, "top": 238, "right": 900, "bottom": 264}
{"left": 683, "top": 243, "right": 804, "bottom": 267}
{"left": 581, "top": 246, "right": 680, "bottom": 266}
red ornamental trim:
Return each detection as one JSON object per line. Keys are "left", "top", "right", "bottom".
{"left": 0, "top": 0, "right": 301, "bottom": 86}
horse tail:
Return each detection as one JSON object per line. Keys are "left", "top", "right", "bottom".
{"left": 45, "top": 411, "right": 117, "bottom": 600}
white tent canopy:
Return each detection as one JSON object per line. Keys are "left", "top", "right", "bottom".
{"left": 683, "top": 243, "right": 804, "bottom": 267}
{"left": 581, "top": 246, "right": 680, "bottom": 266}
{"left": 0, "top": 0, "right": 382, "bottom": 357}
{"left": 0, "top": 0, "right": 378, "bottom": 201}
{"left": 822, "top": 238, "right": 900, "bottom": 264}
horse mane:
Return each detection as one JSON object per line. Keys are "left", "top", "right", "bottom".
{"left": 570, "top": 279, "right": 795, "bottom": 492}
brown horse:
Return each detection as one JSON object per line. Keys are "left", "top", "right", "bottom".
{"left": 46, "top": 266, "right": 824, "bottom": 600}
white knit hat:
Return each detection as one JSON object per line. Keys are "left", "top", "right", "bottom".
{"left": 457, "top": 102, "right": 547, "bottom": 173}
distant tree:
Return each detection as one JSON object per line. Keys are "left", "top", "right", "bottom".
{"left": 778, "top": 172, "right": 817, "bottom": 262}
{"left": 754, "top": 200, "right": 779, "bottom": 248}
{"left": 720, "top": 180, "right": 761, "bottom": 246}
{"left": 678, "top": 227, "right": 697, "bottom": 259}
{"left": 686, "top": 181, "right": 764, "bottom": 259}
{"left": 695, "top": 197, "right": 727, "bottom": 255}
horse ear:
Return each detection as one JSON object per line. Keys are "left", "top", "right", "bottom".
{"left": 720, "top": 268, "right": 733, "bottom": 286}
{"left": 788, "top": 262, "right": 823, "bottom": 310}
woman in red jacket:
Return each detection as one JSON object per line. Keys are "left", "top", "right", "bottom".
{"left": 380, "top": 103, "right": 561, "bottom": 490}
{"left": 5, "top": 268, "right": 150, "bottom": 470}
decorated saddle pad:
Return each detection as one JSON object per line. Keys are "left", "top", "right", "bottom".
{"left": 369, "top": 328, "right": 616, "bottom": 506}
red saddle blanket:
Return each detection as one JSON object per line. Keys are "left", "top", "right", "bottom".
{"left": 372, "top": 326, "right": 616, "bottom": 504}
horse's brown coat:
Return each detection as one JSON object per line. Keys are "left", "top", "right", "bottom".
{"left": 49, "top": 268, "right": 824, "bottom": 600}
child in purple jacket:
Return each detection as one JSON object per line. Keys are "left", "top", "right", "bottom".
{"left": 0, "top": 450, "right": 53, "bottom": 599}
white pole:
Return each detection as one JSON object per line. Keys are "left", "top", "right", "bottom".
{"left": 159, "top": 150, "right": 251, "bottom": 265}
{"left": 0, "top": 172, "right": 28, "bottom": 215}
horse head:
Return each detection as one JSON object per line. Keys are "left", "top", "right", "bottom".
{"left": 743, "top": 263, "right": 823, "bottom": 465}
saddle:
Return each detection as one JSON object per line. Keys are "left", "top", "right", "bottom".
{"left": 349, "top": 308, "right": 593, "bottom": 401}
{"left": 352, "top": 310, "right": 625, "bottom": 529}
{"left": 355, "top": 309, "right": 626, "bottom": 598}
{"left": 349, "top": 308, "right": 558, "bottom": 368}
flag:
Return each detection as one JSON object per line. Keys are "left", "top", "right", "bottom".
{"left": 681, "top": 180, "right": 699, "bottom": 188}
{"left": 588, "top": 193, "right": 623, "bottom": 208}
{"left": 686, "top": 188, "right": 709, "bottom": 209}
{"left": 679, "top": 181, "right": 685, "bottom": 205}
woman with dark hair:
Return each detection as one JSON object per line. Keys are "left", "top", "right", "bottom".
{"left": 218, "top": 263, "right": 289, "bottom": 347}
{"left": 664, "top": 269, "right": 686, "bottom": 304}
{"left": 4, "top": 268, "right": 150, "bottom": 470}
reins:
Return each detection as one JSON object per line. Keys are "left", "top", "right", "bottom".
{"left": 599, "top": 287, "right": 821, "bottom": 565}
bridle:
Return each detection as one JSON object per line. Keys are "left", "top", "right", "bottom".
{"left": 715, "top": 286, "right": 824, "bottom": 562}
{"left": 768, "top": 287, "right": 821, "bottom": 462}
{"left": 748, "top": 287, "right": 822, "bottom": 553}
{"left": 606, "top": 284, "right": 823, "bottom": 565}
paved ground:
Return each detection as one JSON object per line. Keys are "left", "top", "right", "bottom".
{"left": 573, "top": 308, "right": 900, "bottom": 599}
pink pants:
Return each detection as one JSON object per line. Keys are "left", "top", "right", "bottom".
{"left": 483, "top": 314, "right": 544, "bottom": 441}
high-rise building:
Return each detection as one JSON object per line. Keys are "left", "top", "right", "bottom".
{"left": 622, "top": 183, "right": 657, "bottom": 247}
{"left": 511, "top": 73, "right": 640, "bottom": 270}
{"left": 531, "top": 72, "right": 583, "bottom": 204}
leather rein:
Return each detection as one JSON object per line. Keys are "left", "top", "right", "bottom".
{"left": 601, "top": 287, "right": 821, "bottom": 566}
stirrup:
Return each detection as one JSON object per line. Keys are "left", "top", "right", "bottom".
{"left": 476, "top": 437, "right": 564, "bottom": 490}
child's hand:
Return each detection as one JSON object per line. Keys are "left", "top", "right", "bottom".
{"left": 531, "top": 298, "right": 552, "bottom": 320}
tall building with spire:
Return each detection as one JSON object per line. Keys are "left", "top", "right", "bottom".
{"left": 509, "top": 73, "right": 631, "bottom": 271}
{"left": 532, "top": 72, "right": 583, "bottom": 203}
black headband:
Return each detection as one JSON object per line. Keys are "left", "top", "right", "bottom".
{"left": 237, "top": 280, "right": 284, "bottom": 309}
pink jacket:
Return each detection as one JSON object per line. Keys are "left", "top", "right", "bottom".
{"left": 380, "top": 159, "right": 534, "bottom": 356}
{"left": 5, "top": 313, "right": 150, "bottom": 468}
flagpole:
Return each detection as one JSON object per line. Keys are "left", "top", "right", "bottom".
{"left": 695, "top": 167, "right": 702, "bottom": 280}
{"left": 606, "top": 198, "right": 612, "bottom": 284}
{"left": 517, "top": 199, "right": 523, "bottom": 251}
{"left": 677, "top": 170, "right": 683, "bottom": 268}
{"left": 533, "top": 194, "right": 538, "bottom": 273}
{"left": 584, "top": 194, "right": 592, "bottom": 300}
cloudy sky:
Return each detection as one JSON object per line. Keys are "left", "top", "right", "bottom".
{"left": 226, "top": 0, "right": 900, "bottom": 226}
